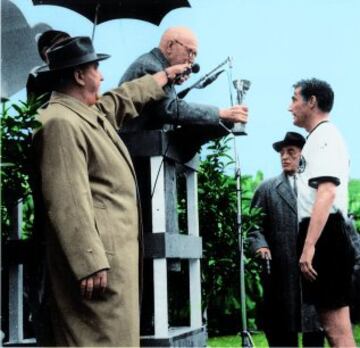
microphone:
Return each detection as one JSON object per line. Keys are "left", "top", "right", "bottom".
{"left": 197, "top": 69, "right": 224, "bottom": 88}
{"left": 191, "top": 63, "right": 200, "bottom": 74}
{"left": 175, "top": 63, "right": 200, "bottom": 80}
{"left": 177, "top": 58, "right": 229, "bottom": 98}
{"left": 177, "top": 69, "right": 225, "bottom": 98}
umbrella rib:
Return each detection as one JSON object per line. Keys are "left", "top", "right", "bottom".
{"left": 92, "top": 2, "right": 101, "bottom": 41}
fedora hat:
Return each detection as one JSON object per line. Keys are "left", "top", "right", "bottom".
{"left": 37, "top": 36, "right": 110, "bottom": 73}
{"left": 272, "top": 132, "right": 306, "bottom": 152}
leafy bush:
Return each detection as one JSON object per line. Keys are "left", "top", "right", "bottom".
{"left": 349, "top": 179, "right": 360, "bottom": 231}
{"left": 196, "top": 137, "right": 263, "bottom": 335}
{"left": 1, "top": 98, "right": 41, "bottom": 239}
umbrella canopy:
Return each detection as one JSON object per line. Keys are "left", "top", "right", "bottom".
{"left": 32, "top": 0, "right": 191, "bottom": 26}
{"left": 2, "top": 0, "right": 51, "bottom": 98}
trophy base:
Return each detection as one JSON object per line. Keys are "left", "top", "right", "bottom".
{"left": 232, "top": 122, "right": 247, "bottom": 136}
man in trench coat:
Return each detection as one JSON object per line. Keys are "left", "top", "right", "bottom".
{"left": 31, "top": 36, "right": 188, "bottom": 347}
{"left": 248, "top": 132, "right": 324, "bottom": 348}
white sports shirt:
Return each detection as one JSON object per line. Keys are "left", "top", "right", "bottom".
{"left": 297, "top": 121, "right": 350, "bottom": 221}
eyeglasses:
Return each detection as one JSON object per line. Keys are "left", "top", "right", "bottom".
{"left": 173, "top": 39, "right": 197, "bottom": 58}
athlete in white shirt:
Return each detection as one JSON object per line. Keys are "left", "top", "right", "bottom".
{"left": 288, "top": 78, "right": 355, "bottom": 348}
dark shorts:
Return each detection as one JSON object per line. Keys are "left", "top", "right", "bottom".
{"left": 298, "top": 213, "right": 354, "bottom": 309}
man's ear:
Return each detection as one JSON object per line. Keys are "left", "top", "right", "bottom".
{"left": 74, "top": 68, "right": 85, "bottom": 87}
{"left": 309, "top": 95, "right": 317, "bottom": 108}
{"left": 166, "top": 40, "right": 174, "bottom": 55}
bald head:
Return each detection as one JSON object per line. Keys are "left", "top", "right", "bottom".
{"left": 159, "top": 27, "right": 198, "bottom": 65}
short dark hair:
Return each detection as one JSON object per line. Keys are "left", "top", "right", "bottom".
{"left": 37, "top": 30, "right": 70, "bottom": 61}
{"left": 293, "top": 78, "right": 334, "bottom": 112}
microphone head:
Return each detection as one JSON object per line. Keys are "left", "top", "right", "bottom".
{"left": 198, "top": 69, "right": 225, "bottom": 89}
{"left": 191, "top": 63, "right": 200, "bottom": 73}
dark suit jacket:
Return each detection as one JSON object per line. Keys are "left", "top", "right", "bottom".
{"left": 119, "top": 47, "right": 222, "bottom": 131}
{"left": 248, "top": 173, "right": 321, "bottom": 332}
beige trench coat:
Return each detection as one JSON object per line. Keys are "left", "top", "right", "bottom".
{"left": 32, "top": 75, "right": 164, "bottom": 347}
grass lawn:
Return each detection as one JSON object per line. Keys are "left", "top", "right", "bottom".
{"left": 208, "top": 324, "right": 360, "bottom": 347}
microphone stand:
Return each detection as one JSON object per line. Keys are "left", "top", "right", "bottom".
{"left": 234, "top": 131, "right": 253, "bottom": 348}
{"left": 232, "top": 80, "right": 254, "bottom": 348}
{"left": 177, "top": 57, "right": 230, "bottom": 99}
{"left": 234, "top": 89, "right": 254, "bottom": 348}
{"left": 221, "top": 73, "right": 253, "bottom": 347}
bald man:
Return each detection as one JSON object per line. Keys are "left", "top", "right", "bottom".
{"left": 119, "top": 26, "right": 248, "bottom": 136}
{"left": 119, "top": 27, "right": 248, "bottom": 335}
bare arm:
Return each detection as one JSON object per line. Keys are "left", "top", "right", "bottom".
{"left": 299, "top": 181, "right": 336, "bottom": 281}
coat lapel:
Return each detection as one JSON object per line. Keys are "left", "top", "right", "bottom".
{"left": 48, "top": 92, "right": 137, "bottom": 180}
{"left": 276, "top": 173, "right": 297, "bottom": 214}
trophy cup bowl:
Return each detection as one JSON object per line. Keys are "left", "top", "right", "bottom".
{"left": 232, "top": 79, "right": 251, "bottom": 135}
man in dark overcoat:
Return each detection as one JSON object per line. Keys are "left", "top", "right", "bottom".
{"left": 31, "top": 36, "right": 188, "bottom": 347}
{"left": 248, "top": 132, "right": 324, "bottom": 347}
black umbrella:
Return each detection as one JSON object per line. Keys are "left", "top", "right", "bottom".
{"left": 32, "top": 0, "right": 191, "bottom": 39}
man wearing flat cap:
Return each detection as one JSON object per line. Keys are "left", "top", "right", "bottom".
{"left": 248, "top": 132, "right": 325, "bottom": 348}
{"left": 31, "top": 36, "right": 188, "bottom": 347}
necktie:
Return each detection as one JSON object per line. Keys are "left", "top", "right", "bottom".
{"left": 293, "top": 175, "right": 298, "bottom": 197}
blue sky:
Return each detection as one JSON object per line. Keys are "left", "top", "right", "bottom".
{"left": 9, "top": 0, "right": 360, "bottom": 179}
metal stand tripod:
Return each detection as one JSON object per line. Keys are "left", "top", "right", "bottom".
{"left": 233, "top": 135, "right": 254, "bottom": 348}
{"left": 230, "top": 76, "right": 253, "bottom": 347}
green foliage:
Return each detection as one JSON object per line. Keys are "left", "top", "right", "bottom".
{"left": 1, "top": 98, "right": 42, "bottom": 239}
{"left": 208, "top": 324, "right": 360, "bottom": 347}
{"left": 208, "top": 331, "right": 268, "bottom": 347}
{"left": 349, "top": 179, "right": 360, "bottom": 231}
{"left": 196, "top": 137, "right": 263, "bottom": 335}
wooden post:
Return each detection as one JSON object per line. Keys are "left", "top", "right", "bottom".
{"left": 186, "top": 170, "right": 202, "bottom": 328}
{"left": 8, "top": 202, "right": 24, "bottom": 343}
{"left": 121, "top": 130, "right": 207, "bottom": 346}
{"left": 150, "top": 156, "right": 169, "bottom": 337}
